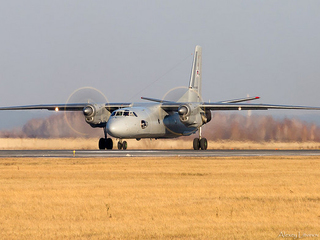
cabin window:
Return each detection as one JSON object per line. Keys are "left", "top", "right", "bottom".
{"left": 141, "top": 120, "right": 148, "bottom": 129}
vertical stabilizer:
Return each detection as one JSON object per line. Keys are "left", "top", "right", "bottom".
{"left": 178, "top": 45, "right": 202, "bottom": 102}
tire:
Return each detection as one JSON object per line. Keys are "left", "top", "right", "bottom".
{"left": 122, "top": 141, "right": 127, "bottom": 150}
{"left": 106, "top": 138, "right": 113, "bottom": 150}
{"left": 117, "top": 141, "right": 123, "bottom": 150}
{"left": 200, "top": 138, "right": 208, "bottom": 150}
{"left": 99, "top": 138, "right": 106, "bottom": 150}
{"left": 193, "top": 138, "right": 200, "bottom": 150}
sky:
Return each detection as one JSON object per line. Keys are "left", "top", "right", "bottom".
{"left": 1, "top": 0, "right": 320, "bottom": 129}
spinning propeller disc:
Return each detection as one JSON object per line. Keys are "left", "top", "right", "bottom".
{"left": 64, "top": 87, "right": 109, "bottom": 136}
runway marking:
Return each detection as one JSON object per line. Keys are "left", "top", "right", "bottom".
{"left": 1, "top": 149, "right": 320, "bottom": 158}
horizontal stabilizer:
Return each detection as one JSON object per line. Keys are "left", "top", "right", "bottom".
{"left": 141, "top": 97, "right": 173, "bottom": 103}
{"left": 219, "top": 96, "right": 260, "bottom": 103}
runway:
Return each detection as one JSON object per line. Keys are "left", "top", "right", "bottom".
{"left": 1, "top": 149, "right": 320, "bottom": 158}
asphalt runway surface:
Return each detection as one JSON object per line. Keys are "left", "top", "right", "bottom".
{"left": 0, "top": 149, "right": 320, "bottom": 158}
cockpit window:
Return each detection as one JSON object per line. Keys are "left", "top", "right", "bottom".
{"left": 130, "top": 112, "right": 138, "bottom": 117}
{"left": 111, "top": 110, "right": 138, "bottom": 117}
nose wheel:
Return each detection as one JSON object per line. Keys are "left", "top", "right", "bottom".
{"left": 117, "top": 140, "right": 127, "bottom": 150}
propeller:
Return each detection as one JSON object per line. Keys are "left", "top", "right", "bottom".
{"left": 64, "top": 87, "right": 109, "bottom": 136}
{"left": 162, "top": 86, "right": 189, "bottom": 102}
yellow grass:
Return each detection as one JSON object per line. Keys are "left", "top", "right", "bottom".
{"left": 1, "top": 138, "right": 320, "bottom": 150}
{"left": 0, "top": 156, "right": 320, "bottom": 239}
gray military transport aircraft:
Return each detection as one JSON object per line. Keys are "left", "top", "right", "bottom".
{"left": 1, "top": 46, "right": 320, "bottom": 150}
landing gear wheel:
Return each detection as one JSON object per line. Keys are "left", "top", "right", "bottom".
{"left": 200, "top": 138, "right": 208, "bottom": 150}
{"left": 117, "top": 140, "right": 127, "bottom": 150}
{"left": 122, "top": 141, "right": 127, "bottom": 150}
{"left": 193, "top": 138, "right": 200, "bottom": 150}
{"left": 99, "top": 138, "right": 106, "bottom": 150}
{"left": 106, "top": 138, "right": 113, "bottom": 150}
{"left": 117, "top": 141, "right": 123, "bottom": 150}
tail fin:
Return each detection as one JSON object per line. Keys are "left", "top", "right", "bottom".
{"left": 178, "top": 45, "right": 202, "bottom": 102}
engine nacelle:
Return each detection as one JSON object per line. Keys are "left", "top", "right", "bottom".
{"left": 83, "top": 104, "right": 111, "bottom": 127}
{"left": 178, "top": 104, "right": 201, "bottom": 127}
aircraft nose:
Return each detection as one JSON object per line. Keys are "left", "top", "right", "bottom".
{"left": 106, "top": 119, "right": 126, "bottom": 138}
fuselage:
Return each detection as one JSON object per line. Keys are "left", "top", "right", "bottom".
{"left": 106, "top": 103, "right": 198, "bottom": 139}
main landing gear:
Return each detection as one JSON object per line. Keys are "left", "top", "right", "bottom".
{"left": 193, "top": 127, "right": 208, "bottom": 150}
{"left": 98, "top": 127, "right": 128, "bottom": 150}
{"left": 99, "top": 137, "right": 113, "bottom": 150}
{"left": 99, "top": 127, "right": 113, "bottom": 150}
{"left": 193, "top": 138, "right": 207, "bottom": 150}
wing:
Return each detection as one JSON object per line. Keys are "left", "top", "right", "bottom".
{"left": 142, "top": 96, "right": 260, "bottom": 105}
{"left": 158, "top": 102, "right": 320, "bottom": 112}
{"left": 200, "top": 102, "right": 320, "bottom": 111}
{"left": 0, "top": 103, "right": 132, "bottom": 112}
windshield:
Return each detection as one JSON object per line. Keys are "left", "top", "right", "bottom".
{"left": 111, "top": 110, "right": 138, "bottom": 117}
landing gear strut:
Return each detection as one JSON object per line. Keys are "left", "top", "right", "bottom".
{"left": 193, "top": 127, "right": 208, "bottom": 150}
{"left": 99, "top": 127, "right": 113, "bottom": 150}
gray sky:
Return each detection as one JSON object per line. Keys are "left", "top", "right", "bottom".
{"left": 1, "top": 0, "right": 320, "bottom": 129}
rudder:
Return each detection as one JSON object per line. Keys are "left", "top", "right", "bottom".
{"left": 178, "top": 45, "right": 202, "bottom": 102}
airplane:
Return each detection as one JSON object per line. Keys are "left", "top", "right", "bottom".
{"left": 1, "top": 45, "right": 320, "bottom": 150}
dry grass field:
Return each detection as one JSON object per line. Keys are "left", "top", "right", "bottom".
{"left": 1, "top": 138, "right": 320, "bottom": 150}
{"left": 1, "top": 156, "right": 320, "bottom": 239}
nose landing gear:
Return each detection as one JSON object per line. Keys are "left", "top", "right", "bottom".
{"left": 117, "top": 140, "right": 127, "bottom": 150}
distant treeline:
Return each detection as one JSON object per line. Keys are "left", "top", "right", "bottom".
{"left": 1, "top": 112, "right": 320, "bottom": 142}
